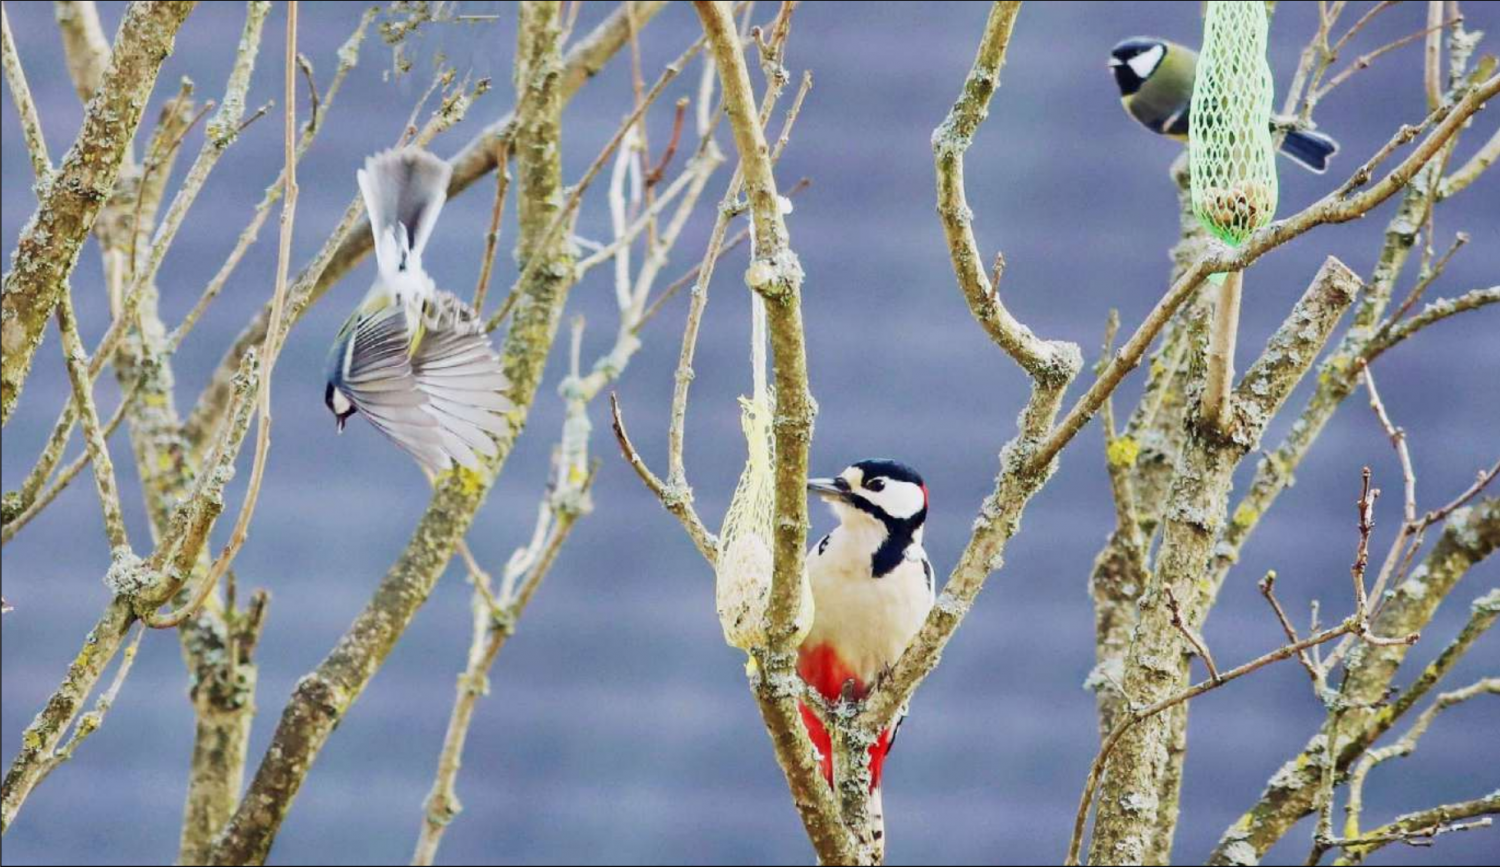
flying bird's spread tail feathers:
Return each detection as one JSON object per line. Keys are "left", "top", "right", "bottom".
{"left": 358, "top": 147, "right": 453, "bottom": 282}
{"left": 329, "top": 147, "right": 511, "bottom": 474}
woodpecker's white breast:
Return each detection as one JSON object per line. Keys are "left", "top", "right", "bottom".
{"left": 803, "top": 517, "right": 934, "bottom": 688}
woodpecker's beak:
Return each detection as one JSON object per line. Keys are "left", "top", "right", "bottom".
{"left": 1108, "top": 57, "right": 1123, "bottom": 69}
{"left": 335, "top": 416, "right": 347, "bottom": 434}
{"left": 807, "top": 477, "right": 851, "bottom": 502}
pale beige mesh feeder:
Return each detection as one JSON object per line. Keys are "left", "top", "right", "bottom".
{"left": 715, "top": 291, "right": 812, "bottom": 650}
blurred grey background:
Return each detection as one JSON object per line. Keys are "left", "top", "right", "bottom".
{"left": 3, "top": 2, "right": 1497, "bottom": 865}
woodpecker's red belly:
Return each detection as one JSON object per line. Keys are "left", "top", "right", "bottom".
{"left": 797, "top": 642, "right": 893, "bottom": 791}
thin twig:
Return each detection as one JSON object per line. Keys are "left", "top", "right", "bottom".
{"left": 1331, "top": 1, "right": 1399, "bottom": 55}
{"left": 1384, "top": 231, "right": 1468, "bottom": 325}
{"left": 472, "top": 138, "right": 511, "bottom": 311}
{"left": 142, "top": 0, "right": 300, "bottom": 629}
{"left": 1164, "top": 586, "right": 1220, "bottom": 682}
{"left": 645, "top": 97, "right": 689, "bottom": 188}
{"left": 1314, "top": 14, "right": 1461, "bottom": 102}
{"left": 130, "top": 97, "right": 216, "bottom": 279}
{"left": 34, "top": 623, "right": 146, "bottom": 782}
{"left": 486, "top": 38, "right": 699, "bottom": 333}
{"left": 1, "top": 2, "right": 51, "bottom": 178}
{"left": 53, "top": 290, "right": 130, "bottom": 552}
{"left": 1362, "top": 366, "right": 1416, "bottom": 527}
{"left": 609, "top": 394, "right": 717, "bottom": 563}
{"left": 1260, "top": 571, "right": 1324, "bottom": 688}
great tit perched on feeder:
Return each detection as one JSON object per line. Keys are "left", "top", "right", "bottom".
{"left": 1109, "top": 37, "right": 1340, "bottom": 173}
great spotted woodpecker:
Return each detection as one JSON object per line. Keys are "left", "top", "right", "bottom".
{"left": 799, "top": 459, "right": 934, "bottom": 797}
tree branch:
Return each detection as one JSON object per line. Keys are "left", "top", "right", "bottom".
{"left": 691, "top": 3, "right": 856, "bottom": 862}
{"left": 1089, "top": 257, "right": 1360, "bottom": 865}
{"left": 1331, "top": 792, "right": 1498, "bottom": 865}
{"left": 412, "top": 40, "right": 724, "bottom": 861}
{"left": 1, "top": 2, "right": 50, "bottom": 178}
{"left": 860, "top": 0, "right": 1074, "bottom": 738}
{"left": 1, "top": 0, "right": 195, "bottom": 426}
{"left": 1211, "top": 503, "right": 1500, "bottom": 864}
{"left": 207, "top": 6, "right": 576, "bottom": 861}
{"left": 182, "top": 0, "right": 668, "bottom": 452}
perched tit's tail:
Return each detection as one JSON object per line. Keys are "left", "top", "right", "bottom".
{"left": 1279, "top": 128, "right": 1339, "bottom": 173}
{"left": 358, "top": 147, "right": 453, "bottom": 280}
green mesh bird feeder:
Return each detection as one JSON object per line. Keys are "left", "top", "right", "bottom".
{"left": 1190, "top": 0, "right": 1278, "bottom": 431}
{"left": 1190, "top": 0, "right": 1279, "bottom": 247}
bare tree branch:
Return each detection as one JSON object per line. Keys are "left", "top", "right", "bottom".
{"left": 1, "top": 2, "right": 50, "bottom": 178}
{"left": 182, "top": 0, "right": 669, "bottom": 452}
{"left": 1089, "top": 258, "right": 1361, "bottom": 865}
{"left": 1, "top": 0, "right": 196, "bottom": 426}
{"left": 207, "top": 7, "right": 578, "bottom": 861}
{"left": 690, "top": 3, "right": 857, "bottom": 862}
{"left": 1211, "top": 509, "right": 1500, "bottom": 864}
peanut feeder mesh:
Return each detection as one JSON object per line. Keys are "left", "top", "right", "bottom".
{"left": 715, "top": 288, "right": 812, "bottom": 651}
{"left": 1190, "top": 0, "right": 1279, "bottom": 248}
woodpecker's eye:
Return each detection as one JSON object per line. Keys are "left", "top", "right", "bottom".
{"left": 866, "top": 478, "right": 886, "bottom": 492}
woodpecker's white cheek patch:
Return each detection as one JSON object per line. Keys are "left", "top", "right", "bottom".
{"left": 868, "top": 480, "right": 925, "bottom": 520}
{"left": 331, "top": 389, "right": 353, "bottom": 415}
{"left": 1127, "top": 44, "right": 1166, "bottom": 80}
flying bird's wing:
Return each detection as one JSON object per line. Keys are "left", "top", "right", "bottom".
{"left": 332, "top": 299, "right": 452, "bottom": 473}
{"left": 409, "top": 291, "right": 514, "bottom": 468}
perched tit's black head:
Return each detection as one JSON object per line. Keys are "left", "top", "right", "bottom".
{"left": 809, "top": 459, "right": 928, "bottom": 529}
{"left": 1109, "top": 37, "right": 1169, "bottom": 97}
{"left": 325, "top": 382, "right": 356, "bottom": 433}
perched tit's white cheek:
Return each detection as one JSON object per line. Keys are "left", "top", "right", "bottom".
{"left": 1127, "top": 44, "right": 1166, "bottom": 80}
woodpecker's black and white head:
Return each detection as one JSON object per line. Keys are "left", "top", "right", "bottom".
{"left": 808, "top": 459, "right": 928, "bottom": 578}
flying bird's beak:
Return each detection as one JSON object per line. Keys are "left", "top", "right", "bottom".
{"left": 807, "top": 477, "right": 851, "bottom": 502}
{"left": 1108, "top": 57, "right": 1123, "bottom": 69}
{"left": 336, "top": 416, "right": 347, "bottom": 434}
